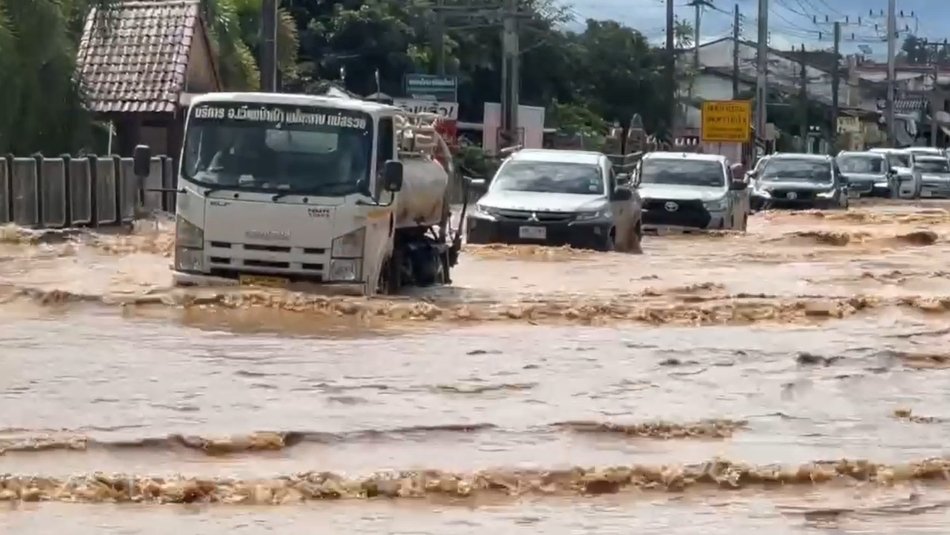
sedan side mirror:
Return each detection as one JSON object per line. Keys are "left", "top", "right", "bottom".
{"left": 611, "top": 187, "right": 633, "bottom": 201}
{"left": 383, "top": 160, "right": 403, "bottom": 192}
{"left": 729, "top": 180, "right": 748, "bottom": 191}
{"left": 132, "top": 144, "right": 152, "bottom": 178}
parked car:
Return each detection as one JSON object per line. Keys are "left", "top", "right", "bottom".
{"left": 915, "top": 154, "right": 950, "bottom": 198}
{"left": 636, "top": 152, "right": 750, "bottom": 232}
{"left": 750, "top": 153, "right": 850, "bottom": 210}
{"left": 835, "top": 151, "right": 899, "bottom": 198}
{"left": 466, "top": 149, "right": 643, "bottom": 252}
{"left": 868, "top": 148, "right": 922, "bottom": 198}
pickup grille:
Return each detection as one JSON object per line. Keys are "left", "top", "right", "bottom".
{"left": 642, "top": 199, "right": 711, "bottom": 229}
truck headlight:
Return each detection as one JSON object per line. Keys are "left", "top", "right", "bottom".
{"left": 817, "top": 190, "right": 836, "bottom": 198}
{"left": 175, "top": 216, "right": 204, "bottom": 248}
{"left": 328, "top": 258, "right": 361, "bottom": 281}
{"left": 331, "top": 227, "right": 365, "bottom": 258}
{"left": 703, "top": 197, "right": 728, "bottom": 211}
{"left": 174, "top": 246, "right": 204, "bottom": 272}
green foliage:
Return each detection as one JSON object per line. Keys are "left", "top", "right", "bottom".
{"left": 3, "top": 0, "right": 677, "bottom": 154}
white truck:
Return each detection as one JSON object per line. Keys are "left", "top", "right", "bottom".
{"left": 133, "top": 92, "right": 472, "bottom": 296}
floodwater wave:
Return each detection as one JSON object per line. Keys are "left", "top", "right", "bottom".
{"left": 2, "top": 457, "right": 950, "bottom": 504}
{"left": 0, "top": 419, "right": 747, "bottom": 455}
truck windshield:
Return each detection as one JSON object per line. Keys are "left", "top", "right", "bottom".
{"left": 836, "top": 155, "right": 884, "bottom": 174}
{"left": 181, "top": 103, "right": 373, "bottom": 195}
{"left": 640, "top": 159, "right": 725, "bottom": 187}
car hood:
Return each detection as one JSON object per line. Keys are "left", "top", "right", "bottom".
{"left": 638, "top": 184, "right": 726, "bottom": 202}
{"left": 478, "top": 191, "right": 608, "bottom": 212}
{"left": 757, "top": 179, "right": 832, "bottom": 191}
{"left": 921, "top": 172, "right": 950, "bottom": 181}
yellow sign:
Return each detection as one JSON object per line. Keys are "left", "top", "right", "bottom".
{"left": 701, "top": 100, "right": 752, "bottom": 143}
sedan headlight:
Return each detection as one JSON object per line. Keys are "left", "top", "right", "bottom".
{"left": 703, "top": 197, "right": 728, "bottom": 211}
{"left": 175, "top": 216, "right": 204, "bottom": 248}
{"left": 331, "top": 227, "right": 365, "bottom": 258}
{"left": 575, "top": 207, "right": 612, "bottom": 221}
{"left": 474, "top": 203, "right": 500, "bottom": 217}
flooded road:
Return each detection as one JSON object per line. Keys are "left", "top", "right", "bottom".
{"left": 2, "top": 200, "right": 950, "bottom": 532}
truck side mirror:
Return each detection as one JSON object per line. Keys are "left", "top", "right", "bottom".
{"left": 133, "top": 144, "right": 152, "bottom": 178}
{"left": 383, "top": 160, "right": 403, "bottom": 192}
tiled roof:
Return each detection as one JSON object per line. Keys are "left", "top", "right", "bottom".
{"left": 76, "top": 0, "right": 203, "bottom": 114}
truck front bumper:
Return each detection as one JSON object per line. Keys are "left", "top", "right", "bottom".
{"left": 172, "top": 270, "right": 369, "bottom": 296}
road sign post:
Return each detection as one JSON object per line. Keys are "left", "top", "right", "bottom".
{"left": 701, "top": 100, "right": 752, "bottom": 143}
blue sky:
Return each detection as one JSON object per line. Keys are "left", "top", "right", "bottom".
{"left": 566, "top": 0, "right": 950, "bottom": 59}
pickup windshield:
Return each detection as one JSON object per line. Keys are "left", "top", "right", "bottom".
{"left": 640, "top": 159, "right": 725, "bottom": 187}
{"left": 761, "top": 158, "right": 832, "bottom": 182}
{"left": 916, "top": 158, "right": 950, "bottom": 173}
{"left": 182, "top": 103, "right": 373, "bottom": 195}
{"left": 837, "top": 154, "right": 885, "bottom": 174}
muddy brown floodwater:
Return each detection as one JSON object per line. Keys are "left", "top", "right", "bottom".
{"left": 3, "top": 199, "right": 950, "bottom": 533}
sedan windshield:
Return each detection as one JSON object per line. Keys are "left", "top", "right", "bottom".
{"left": 761, "top": 158, "right": 832, "bottom": 182}
{"left": 639, "top": 159, "right": 725, "bottom": 187}
{"left": 182, "top": 103, "right": 373, "bottom": 195}
{"left": 837, "top": 155, "right": 885, "bottom": 174}
{"left": 492, "top": 161, "right": 604, "bottom": 194}
{"left": 916, "top": 158, "right": 950, "bottom": 173}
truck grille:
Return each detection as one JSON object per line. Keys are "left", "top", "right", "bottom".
{"left": 642, "top": 199, "right": 711, "bottom": 229}
{"left": 768, "top": 189, "right": 816, "bottom": 200}
{"left": 495, "top": 209, "right": 576, "bottom": 223}
{"left": 205, "top": 240, "right": 327, "bottom": 278}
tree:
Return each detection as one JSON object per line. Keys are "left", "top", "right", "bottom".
{"left": 674, "top": 19, "right": 693, "bottom": 49}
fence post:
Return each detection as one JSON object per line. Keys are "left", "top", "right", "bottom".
{"left": 2, "top": 155, "right": 11, "bottom": 224}
{"left": 88, "top": 154, "right": 99, "bottom": 228}
{"left": 60, "top": 153, "right": 73, "bottom": 226}
{"left": 33, "top": 153, "right": 44, "bottom": 228}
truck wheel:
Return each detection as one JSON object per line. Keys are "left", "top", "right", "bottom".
{"left": 377, "top": 254, "right": 402, "bottom": 295}
{"left": 599, "top": 229, "right": 616, "bottom": 252}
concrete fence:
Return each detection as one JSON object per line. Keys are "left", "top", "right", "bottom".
{"left": 0, "top": 154, "right": 176, "bottom": 229}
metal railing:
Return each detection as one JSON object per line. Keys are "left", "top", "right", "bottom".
{"left": 0, "top": 154, "right": 176, "bottom": 229}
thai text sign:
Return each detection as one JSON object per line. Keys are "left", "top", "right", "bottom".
{"left": 393, "top": 98, "right": 459, "bottom": 120}
{"left": 701, "top": 100, "right": 752, "bottom": 143}
{"left": 404, "top": 74, "right": 458, "bottom": 102}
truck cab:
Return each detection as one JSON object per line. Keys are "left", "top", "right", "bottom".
{"left": 135, "top": 92, "right": 463, "bottom": 296}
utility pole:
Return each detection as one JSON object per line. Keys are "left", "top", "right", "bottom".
{"left": 500, "top": 0, "right": 520, "bottom": 148}
{"left": 694, "top": 2, "right": 701, "bottom": 73}
{"left": 755, "top": 0, "right": 768, "bottom": 149}
{"left": 830, "top": 21, "right": 841, "bottom": 154}
{"left": 886, "top": 0, "right": 896, "bottom": 146}
{"left": 666, "top": 0, "right": 676, "bottom": 134}
{"left": 799, "top": 43, "right": 808, "bottom": 152}
{"left": 732, "top": 3, "right": 740, "bottom": 99}
{"left": 260, "top": 0, "right": 278, "bottom": 92}
{"left": 433, "top": 0, "right": 446, "bottom": 75}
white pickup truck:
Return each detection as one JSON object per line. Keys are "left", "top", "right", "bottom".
{"left": 134, "top": 92, "right": 472, "bottom": 296}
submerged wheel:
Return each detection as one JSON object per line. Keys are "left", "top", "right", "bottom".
{"left": 629, "top": 223, "right": 643, "bottom": 254}
{"left": 377, "top": 252, "right": 403, "bottom": 295}
{"left": 598, "top": 229, "right": 616, "bottom": 252}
